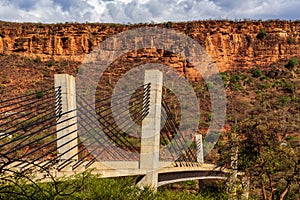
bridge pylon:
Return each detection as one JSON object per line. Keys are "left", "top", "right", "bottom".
{"left": 137, "top": 70, "right": 163, "bottom": 189}
{"left": 54, "top": 74, "right": 78, "bottom": 162}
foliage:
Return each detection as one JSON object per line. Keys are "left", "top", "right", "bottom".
{"left": 257, "top": 29, "right": 267, "bottom": 39}
{"left": 252, "top": 68, "right": 262, "bottom": 78}
{"left": 35, "top": 90, "right": 44, "bottom": 98}
{"left": 0, "top": 168, "right": 229, "bottom": 200}
{"left": 286, "top": 58, "right": 299, "bottom": 70}
{"left": 165, "top": 21, "right": 173, "bottom": 28}
{"left": 47, "top": 59, "right": 55, "bottom": 67}
{"left": 218, "top": 64, "right": 300, "bottom": 199}
{"left": 0, "top": 157, "right": 86, "bottom": 200}
{"left": 220, "top": 111, "right": 299, "bottom": 199}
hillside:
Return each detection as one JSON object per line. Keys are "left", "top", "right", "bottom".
{"left": 0, "top": 20, "right": 299, "bottom": 147}
{"left": 0, "top": 20, "right": 299, "bottom": 199}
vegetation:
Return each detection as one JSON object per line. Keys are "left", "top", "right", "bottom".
{"left": 165, "top": 21, "right": 173, "bottom": 28}
{"left": 47, "top": 59, "right": 55, "bottom": 67}
{"left": 217, "top": 61, "right": 300, "bottom": 200}
{"left": 0, "top": 43, "right": 299, "bottom": 199}
{"left": 35, "top": 90, "right": 44, "bottom": 98}
{"left": 286, "top": 58, "right": 299, "bottom": 70}
{"left": 252, "top": 68, "right": 262, "bottom": 78}
{"left": 257, "top": 29, "right": 267, "bottom": 39}
{"left": 0, "top": 169, "right": 229, "bottom": 200}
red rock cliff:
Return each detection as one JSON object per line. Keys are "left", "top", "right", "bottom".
{"left": 0, "top": 20, "right": 299, "bottom": 71}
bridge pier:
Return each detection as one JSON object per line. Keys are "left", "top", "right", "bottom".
{"left": 54, "top": 74, "right": 78, "bottom": 161}
{"left": 196, "top": 134, "right": 204, "bottom": 163}
{"left": 138, "top": 70, "right": 163, "bottom": 189}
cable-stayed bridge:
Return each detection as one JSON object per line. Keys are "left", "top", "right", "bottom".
{"left": 0, "top": 71, "right": 234, "bottom": 188}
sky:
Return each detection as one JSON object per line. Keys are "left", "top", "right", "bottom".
{"left": 0, "top": 0, "right": 299, "bottom": 24}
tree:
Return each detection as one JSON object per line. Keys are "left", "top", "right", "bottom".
{"left": 219, "top": 116, "right": 299, "bottom": 200}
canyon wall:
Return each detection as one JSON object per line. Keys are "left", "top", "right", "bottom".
{"left": 0, "top": 20, "right": 299, "bottom": 71}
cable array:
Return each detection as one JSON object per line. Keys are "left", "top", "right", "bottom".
{"left": 0, "top": 82, "right": 200, "bottom": 172}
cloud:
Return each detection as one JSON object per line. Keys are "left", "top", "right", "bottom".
{"left": 0, "top": 0, "right": 298, "bottom": 24}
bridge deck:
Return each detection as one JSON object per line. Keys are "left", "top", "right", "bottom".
{"left": 4, "top": 161, "right": 232, "bottom": 186}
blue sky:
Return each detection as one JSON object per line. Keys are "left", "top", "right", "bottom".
{"left": 0, "top": 0, "right": 299, "bottom": 24}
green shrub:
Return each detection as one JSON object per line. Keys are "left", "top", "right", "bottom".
{"left": 231, "top": 83, "right": 241, "bottom": 91}
{"left": 237, "top": 24, "right": 243, "bottom": 30}
{"left": 286, "top": 58, "right": 299, "bottom": 69}
{"left": 0, "top": 170, "right": 228, "bottom": 200}
{"left": 285, "top": 136, "right": 298, "bottom": 141}
{"left": 282, "top": 81, "right": 296, "bottom": 93}
{"left": 256, "top": 29, "right": 267, "bottom": 39}
{"left": 278, "top": 95, "right": 291, "bottom": 106}
{"left": 165, "top": 21, "right": 173, "bottom": 28}
{"left": 220, "top": 72, "right": 229, "bottom": 82}
{"left": 35, "top": 91, "right": 44, "bottom": 98}
{"left": 252, "top": 68, "right": 262, "bottom": 78}
{"left": 230, "top": 75, "right": 242, "bottom": 83}
{"left": 47, "top": 59, "right": 55, "bottom": 67}
{"left": 259, "top": 75, "right": 269, "bottom": 81}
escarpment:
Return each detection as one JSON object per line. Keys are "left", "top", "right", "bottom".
{"left": 0, "top": 20, "right": 299, "bottom": 72}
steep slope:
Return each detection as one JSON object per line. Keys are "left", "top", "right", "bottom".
{"left": 0, "top": 20, "right": 299, "bottom": 71}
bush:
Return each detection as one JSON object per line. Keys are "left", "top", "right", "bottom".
{"left": 252, "top": 68, "right": 262, "bottom": 78}
{"left": 286, "top": 58, "right": 299, "bottom": 69}
{"left": 230, "top": 75, "right": 242, "bottom": 83}
{"left": 237, "top": 24, "right": 243, "bottom": 30}
{"left": 278, "top": 95, "right": 291, "bottom": 106}
{"left": 165, "top": 21, "right": 173, "bottom": 28}
{"left": 47, "top": 59, "right": 55, "bottom": 67}
{"left": 256, "top": 29, "right": 267, "bottom": 39}
{"left": 35, "top": 90, "right": 44, "bottom": 98}
{"left": 0, "top": 169, "right": 226, "bottom": 200}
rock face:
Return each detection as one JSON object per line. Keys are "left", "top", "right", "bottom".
{"left": 0, "top": 20, "right": 299, "bottom": 71}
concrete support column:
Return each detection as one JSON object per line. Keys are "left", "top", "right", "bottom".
{"left": 196, "top": 134, "right": 204, "bottom": 163}
{"left": 138, "top": 70, "right": 163, "bottom": 188}
{"left": 54, "top": 74, "right": 78, "bottom": 161}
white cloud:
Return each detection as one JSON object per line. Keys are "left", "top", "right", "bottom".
{"left": 0, "top": 0, "right": 298, "bottom": 24}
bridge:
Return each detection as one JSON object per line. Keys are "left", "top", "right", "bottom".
{"left": 0, "top": 71, "right": 234, "bottom": 189}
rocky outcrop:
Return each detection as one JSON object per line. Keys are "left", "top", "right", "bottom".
{"left": 0, "top": 20, "right": 299, "bottom": 71}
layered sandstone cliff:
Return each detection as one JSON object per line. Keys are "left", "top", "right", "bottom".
{"left": 0, "top": 20, "right": 299, "bottom": 71}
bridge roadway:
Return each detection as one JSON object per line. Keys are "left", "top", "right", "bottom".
{"left": 8, "top": 161, "right": 230, "bottom": 187}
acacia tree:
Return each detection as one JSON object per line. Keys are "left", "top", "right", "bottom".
{"left": 219, "top": 116, "right": 299, "bottom": 200}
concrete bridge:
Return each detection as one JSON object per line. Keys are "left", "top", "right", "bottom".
{"left": 8, "top": 160, "right": 230, "bottom": 188}
{"left": 0, "top": 71, "right": 237, "bottom": 190}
